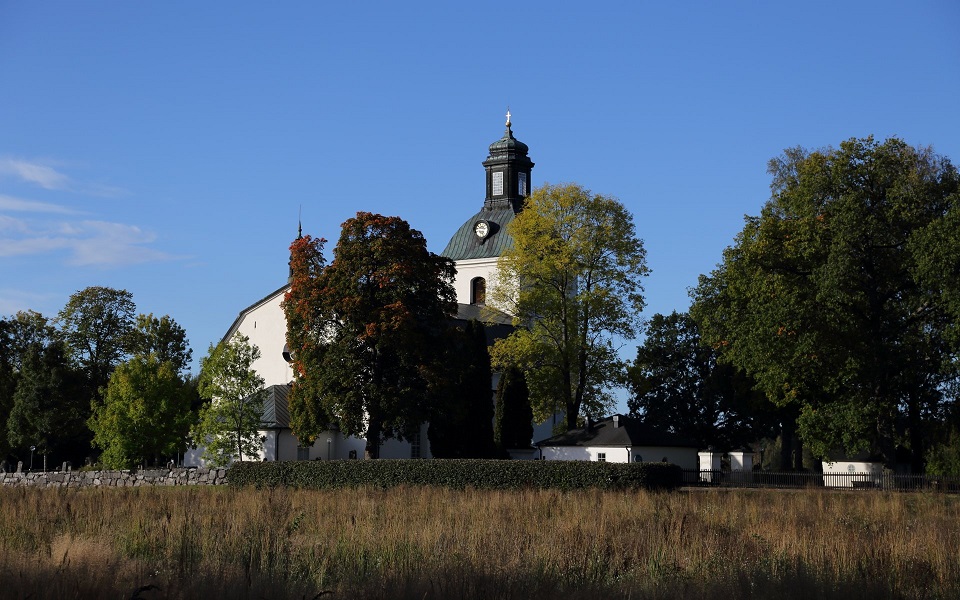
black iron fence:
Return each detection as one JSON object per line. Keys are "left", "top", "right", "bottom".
{"left": 681, "top": 469, "right": 960, "bottom": 493}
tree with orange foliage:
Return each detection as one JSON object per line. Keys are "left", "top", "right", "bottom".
{"left": 284, "top": 213, "right": 456, "bottom": 458}
{"left": 282, "top": 234, "right": 329, "bottom": 444}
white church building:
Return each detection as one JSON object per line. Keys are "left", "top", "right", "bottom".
{"left": 186, "top": 114, "right": 548, "bottom": 464}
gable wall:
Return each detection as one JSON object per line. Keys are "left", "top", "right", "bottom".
{"left": 229, "top": 290, "right": 294, "bottom": 388}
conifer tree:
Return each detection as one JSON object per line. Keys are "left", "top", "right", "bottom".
{"left": 428, "top": 320, "right": 497, "bottom": 458}
{"left": 494, "top": 365, "right": 534, "bottom": 453}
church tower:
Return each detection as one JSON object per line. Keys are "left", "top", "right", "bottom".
{"left": 482, "top": 110, "right": 535, "bottom": 213}
{"left": 441, "top": 112, "right": 535, "bottom": 311}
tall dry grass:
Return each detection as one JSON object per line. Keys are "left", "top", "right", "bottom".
{"left": 0, "top": 485, "right": 957, "bottom": 599}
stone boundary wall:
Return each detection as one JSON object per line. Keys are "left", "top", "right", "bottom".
{"left": 0, "top": 467, "right": 228, "bottom": 488}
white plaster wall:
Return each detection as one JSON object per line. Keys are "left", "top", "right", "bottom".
{"left": 337, "top": 435, "right": 367, "bottom": 460}
{"left": 378, "top": 423, "right": 432, "bottom": 459}
{"left": 541, "top": 446, "right": 631, "bottom": 463}
{"left": 507, "top": 448, "right": 538, "bottom": 460}
{"left": 822, "top": 461, "right": 884, "bottom": 488}
{"left": 453, "top": 257, "right": 501, "bottom": 306}
{"left": 636, "top": 447, "right": 698, "bottom": 470}
{"left": 542, "top": 446, "right": 697, "bottom": 469}
{"left": 541, "top": 446, "right": 592, "bottom": 461}
{"left": 261, "top": 430, "right": 279, "bottom": 461}
{"left": 182, "top": 446, "right": 204, "bottom": 467}
{"left": 230, "top": 290, "right": 294, "bottom": 388}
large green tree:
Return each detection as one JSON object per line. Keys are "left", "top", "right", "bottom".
{"left": 87, "top": 312, "right": 194, "bottom": 468}
{"left": 192, "top": 334, "right": 266, "bottom": 466}
{"left": 58, "top": 286, "right": 136, "bottom": 397}
{"left": 284, "top": 212, "right": 457, "bottom": 458}
{"left": 130, "top": 313, "right": 192, "bottom": 374}
{"left": 7, "top": 340, "right": 86, "bottom": 468}
{"left": 490, "top": 183, "right": 649, "bottom": 431}
{"left": 89, "top": 355, "right": 194, "bottom": 469}
{"left": 0, "top": 311, "right": 59, "bottom": 457}
{"left": 691, "top": 137, "right": 960, "bottom": 468}
{"left": 628, "top": 311, "right": 778, "bottom": 450}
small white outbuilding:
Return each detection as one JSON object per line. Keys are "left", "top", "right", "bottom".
{"left": 535, "top": 414, "right": 699, "bottom": 470}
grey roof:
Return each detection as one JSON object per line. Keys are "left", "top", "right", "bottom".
{"left": 536, "top": 415, "right": 698, "bottom": 449}
{"left": 455, "top": 303, "right": 513, "bottom": 326}
{"left": 440, "top": 208, "right": 517, "bottom": 261}
{"left": 260, "top": 384, "right": 292, "bottom": 429}
{"left": 453, "top": 303, "right": 515, "bottom": 344}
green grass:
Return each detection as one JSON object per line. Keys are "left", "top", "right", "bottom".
{"left": 0, "top": 485, "right": 958, "bottom": 599}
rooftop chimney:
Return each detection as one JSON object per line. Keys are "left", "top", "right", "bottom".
{"left": 613, "top": 415, "right": 620, "bottom": 428}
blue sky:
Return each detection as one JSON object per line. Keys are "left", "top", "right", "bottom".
{"left": 2, "top": 2, "right": 959, "bottom": 396}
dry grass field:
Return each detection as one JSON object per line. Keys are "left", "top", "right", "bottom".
{"left": 0, "top": 485, "right": 957, "bottom": 599}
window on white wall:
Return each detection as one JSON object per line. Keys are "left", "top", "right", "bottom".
{"left": 411, "top": 430, "right": 421, "bottom": 459}
{"left": 597, "top": 453, "right": 606, "bottom": 462}
{"left": 471, "top": 277, "right": 486, "bottom": 305}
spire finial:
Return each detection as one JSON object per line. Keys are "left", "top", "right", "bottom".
{"left": 297, "top": 205, "right": 302, "bottom": 239}
{"left": 505, "top": 107, "right": 511, "bottom": 128}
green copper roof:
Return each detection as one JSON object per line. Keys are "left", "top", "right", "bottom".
{"left": 440, "top": 207, "right": 517, "bottom": 261}
{"left": 260, "top": 384, "right": 291, "bottom": 429}
{"left": 487, "top": 124, "right": 529, "bottom": 158}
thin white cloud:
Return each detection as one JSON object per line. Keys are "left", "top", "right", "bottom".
{"left": 0, "top": 158, "right": 71, "bottom": 190}
{"left": 0, "top": 157, "right": 127, "bottom": 197}
{"left": 0, "top": 218, "right": 175, "bottom": 267}
{"left": 0, "top": 156, "right": 159, "bottom": 267}
{"left": 67, "top": 220, "right": 170, "bottom": 267}
{"left": 0, "top": 214, "right": 29, "bottom": 233}
{"left": 0, "top": 193, "right": 79, "bottom": 214}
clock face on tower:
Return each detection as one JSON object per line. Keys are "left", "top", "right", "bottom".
{"left": 474, "top": 221, "right": 490, "bottom": 240}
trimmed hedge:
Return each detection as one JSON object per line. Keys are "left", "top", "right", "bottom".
{"left": 226, "top": 459, "right": 682, "bottom": 491}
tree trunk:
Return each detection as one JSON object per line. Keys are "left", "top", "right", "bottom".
{"left": 780, "top": 416, "right": 796, "bottom": 471}
{"left": 366, "top": 416, "right": 382, "bottom": 459}
{"left": 792, "top": 435, "right": 804, "bottom": 471}
{"left": 907, "top": 392, "right": 925, "bottom": 474}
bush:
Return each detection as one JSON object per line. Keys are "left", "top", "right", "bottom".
{"left": 226, "top": 459, "right": 682, "bottom": 491}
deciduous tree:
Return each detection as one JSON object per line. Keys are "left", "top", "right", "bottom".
{"left": 193, "top": 334, "right": 266, "bottom": 466}
{"left": 282, "top": 234, "right": 330, "bottom": 443}
{"left": 691, "top": 137, "right": 960, "bottom": 467}
{"left": 490, "top": 183, "right": 649, "bottom": 431}
{"left": 58, "top": 286, "right": 136, "bottom": 397}
{"left": 285, "top": 213, "right": 456, "bottom": 458}
{"left": 130, "top": 313, "right": 192, "bottom": 374}
{"left": 89, "top": 355, "right": 194, "bottom": 469}
{"left": 628, "top": 311, "right": 777, "bottom": 450}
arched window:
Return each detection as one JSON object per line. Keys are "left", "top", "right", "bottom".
{"left": 471, "top": 277, "right": 486, "bottom": 305}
